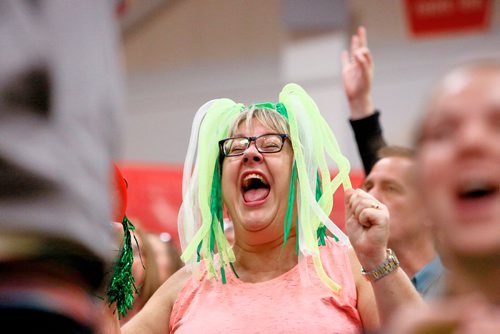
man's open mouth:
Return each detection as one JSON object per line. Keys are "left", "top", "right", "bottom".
{"left": 456, "top": 181, "right": 500, "bottom": 202}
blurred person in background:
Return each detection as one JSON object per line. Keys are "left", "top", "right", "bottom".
{"left": 385, "top": 59, "right": 500, "bottom": 333}
{"left": 0, "top": 1, "right": 123, "bottom": 333}
{"left": 146, "top": 232, "right": 183, "bottom": 283}
{"left": 342, "top": 26, "right": 445, "bottom": 300}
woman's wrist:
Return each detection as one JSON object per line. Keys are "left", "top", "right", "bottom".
{"left": 361, "top": 249, "right": 400, "bottom": 282}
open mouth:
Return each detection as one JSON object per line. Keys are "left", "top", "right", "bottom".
{"left": 456, "top": 182, "right": 500, "bottom": 201}
{"left": 241, "top": 173, "right": 270, "bottom": 203}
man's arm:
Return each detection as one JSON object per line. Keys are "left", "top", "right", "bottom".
{"left": 342, "top": 26, "right": 387, "bottom": 175}
{"left": 349, "top": 111, "right": 387, "bottom": 174}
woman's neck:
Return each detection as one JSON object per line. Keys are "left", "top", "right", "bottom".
{"left": 231, "top": 235, "right": 298, "bottom": 283}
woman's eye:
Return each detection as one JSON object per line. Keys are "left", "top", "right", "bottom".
{"left": 228, "top": 141, "right": 247, "bottom": 153}
{"left": 260, "top": 136, "right": 281, "bottom": 149}
{"left": 262, "top": 142, "right": 279, "bottom": 148}
{"left": 230, "top": 146, "right": 244, "bottom": 153}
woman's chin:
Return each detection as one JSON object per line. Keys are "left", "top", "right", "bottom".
{"left": 240, "top": 219, "right": 273, "bottom": 233}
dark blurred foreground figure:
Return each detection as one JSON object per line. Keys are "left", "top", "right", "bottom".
{"left": 0, "top": 0, "right": 123, "bottom": 332}
{"left": 386, "top": 60, "right": 500, "bottom": 333}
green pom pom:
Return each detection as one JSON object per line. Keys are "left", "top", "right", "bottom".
{"left": 107, "top": 215, "right": 138, "bottom": 319}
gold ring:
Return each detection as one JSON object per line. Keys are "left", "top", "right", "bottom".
{"left": 371, "top": 201, "right": 381, "bottom": 210}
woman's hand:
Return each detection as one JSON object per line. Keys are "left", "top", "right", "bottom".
{"left": 346, "top": 191, "right": 423, "bottom": 327}
{"left": 344, "top": 188, "right": 389, "bottom": 270}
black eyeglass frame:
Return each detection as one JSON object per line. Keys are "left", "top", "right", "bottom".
{"left": 218, "top": 133, "right": 289, "bottom": 157}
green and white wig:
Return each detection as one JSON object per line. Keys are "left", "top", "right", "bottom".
{"left": 178, "top": 83, "right": 352, "bottom": 293}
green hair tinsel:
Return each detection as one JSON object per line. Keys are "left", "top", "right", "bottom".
{"left": 106, "top": 215, "right": 138, "bottom": 319}
{"left": 283, "top": 161, "right": 297, "bottom": 250}
{"left": 316, "top": 172, "right": 328, "bottom": 246}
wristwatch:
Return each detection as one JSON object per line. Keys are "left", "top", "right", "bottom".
{"left": 361, "top": 248, "right": 400, "bottom": 282}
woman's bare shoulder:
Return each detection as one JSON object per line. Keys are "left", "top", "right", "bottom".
{"left": 164, "top": 266, "right": 192, "bottom": 298}
{"left": 152, "top": 265, "right": 192, "bottom": 309}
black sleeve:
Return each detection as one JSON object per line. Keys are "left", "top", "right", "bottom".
{"left": 349, "top": 110, "right": 387, "bottom": 175}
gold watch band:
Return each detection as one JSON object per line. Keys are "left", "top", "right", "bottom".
{"left": 361, "top": 248, "right": 400, "bottom": 282}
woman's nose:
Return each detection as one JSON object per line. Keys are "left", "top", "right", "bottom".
{"left": 242, "top": 142, "right": 262, "bottom": 163}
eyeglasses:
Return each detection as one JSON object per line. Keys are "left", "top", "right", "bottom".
{"left": 219, "top": 133, "right": 289, "bottom": 157}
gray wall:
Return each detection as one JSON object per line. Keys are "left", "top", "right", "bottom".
{"left": 121, "top": 0, "right": 500, "bottom": 170}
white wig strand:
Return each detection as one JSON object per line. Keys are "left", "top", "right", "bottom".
{"left": 178, "top": 99, "right": 243, "bottom": 277}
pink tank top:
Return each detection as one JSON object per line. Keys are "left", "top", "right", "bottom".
{"left": 170, "top": 241, "right": 362, "bottom": 334}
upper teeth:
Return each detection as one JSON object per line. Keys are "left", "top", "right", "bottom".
{"left": 244, "top": 173, "right": 264, "bottom": 182}
{"left": 242, "top": 173, "right": 269, "bottom": 189}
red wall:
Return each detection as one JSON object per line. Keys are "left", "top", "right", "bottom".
{"left": 118, "top": 162, "right": 365, "bottom": 249}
